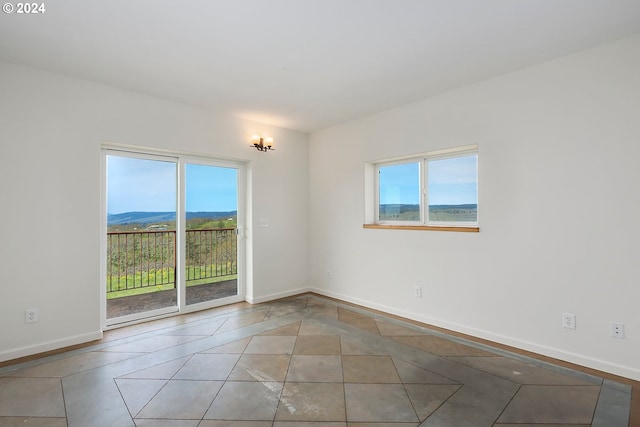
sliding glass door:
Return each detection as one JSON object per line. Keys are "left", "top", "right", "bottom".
{"left": 184, "top": 163, "right": 239, "bottom": 307}
{"left": 103, "top": 150, "right": 243, "bottom": 326}
{"left": 105, "top": 153, "right": 178, "bottom": 322}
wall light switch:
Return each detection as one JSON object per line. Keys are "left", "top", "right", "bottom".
{"left": 258, "top": 218, "right": 269, "bottom": 227}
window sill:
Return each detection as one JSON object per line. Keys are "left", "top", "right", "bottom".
{"left": 363, "top": 224, "right": 479, "bottom": 233}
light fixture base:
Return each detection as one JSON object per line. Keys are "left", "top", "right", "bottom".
{"left": 250, "top": 136, "right": 275, "bottom": 152}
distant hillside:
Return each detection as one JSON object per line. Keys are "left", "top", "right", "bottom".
{"left": 108, "top": 211, "right": 237, "bottom": 226}
{"left": 379, "top": 204, "right": 477, "bottom": 212}
{"left": 379, "top": 204, "right": 420, "bottom": 214}
{"left": 378, "top": 204, "right": 420, "bottom": 221}
{"left": 379, "top": 204, "right": 477, "bottom": 221}
{"left": 428, "top": 204, "right": 477, "bottom": 221}
{"left": 429, "top": 204, "right": 477, "bottom": 211}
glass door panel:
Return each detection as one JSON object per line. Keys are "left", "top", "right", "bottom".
{"left": 106, "top": 154, "right": 178, "bottom": 323}
{"left": 185, "top": 163, "right": 238, "bottom": 306}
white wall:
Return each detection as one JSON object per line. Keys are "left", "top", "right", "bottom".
{"left": 0, "top": 61, "right": 310, "bottom": 361}
{"left": 309, "top": 35, "right": 640, "bottom": 380}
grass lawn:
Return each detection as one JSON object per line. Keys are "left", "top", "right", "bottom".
{"left": 107, "top": 273, "right": 237, "bottom": 299}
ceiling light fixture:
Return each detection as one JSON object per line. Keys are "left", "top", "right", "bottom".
{"left": 250, "top": 134, "right": 275, "bottom": 152}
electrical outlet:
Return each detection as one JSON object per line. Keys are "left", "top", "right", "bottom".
{"left": 414, "top": 286, "right": 422, "bottom": 298}
{"left": 562, "top": 313, "right": 576, "bottom": 329}
{"left": 25, "top": 308, "right": 39, "bottom": 324}
{"left": 611, "top": 322, "right": 625, "bottom": 339}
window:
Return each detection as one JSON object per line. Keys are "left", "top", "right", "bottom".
{"left": 378, "top": 161, "right": 421, "bottom": 221}
{"left": 367, "top": 145, "right": 478, "bottom": 231}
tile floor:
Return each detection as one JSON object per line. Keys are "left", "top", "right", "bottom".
{"left": 0, "top": 295, "right": 633, "bottom": 427}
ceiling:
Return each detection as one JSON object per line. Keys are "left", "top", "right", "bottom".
{"left": 1, "top": 0, "right": 639, "bottom": 133}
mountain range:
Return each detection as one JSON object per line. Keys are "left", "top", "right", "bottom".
{"left": 107, "top": 211, "right": 237, "bottom": 226}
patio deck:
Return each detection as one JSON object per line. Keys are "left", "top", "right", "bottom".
{"left": 106, "top": 279, "right": 237, "bottom": 318}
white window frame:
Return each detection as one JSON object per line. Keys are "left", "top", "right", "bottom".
{"left": 375, "top": 158, "right": 424, "bottom": 225}
{"left": 366, "top": 145, "right": 478, "bottom": 230}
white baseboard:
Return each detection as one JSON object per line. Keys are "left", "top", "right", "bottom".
{"left": 311, "top": 287, "right": 640, "bottom": 382}
{"left": 0, "top": 330, "right": 104, "bottom": 364}
{"left": 246, "top": 286, "right": 313, "bottom": 304}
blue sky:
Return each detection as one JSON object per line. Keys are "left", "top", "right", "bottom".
{"left": 186, "top": 163, "right": 237, "bottom": 212}
{"left": 379, "top": 155, "right": 477, "bottom": 206}
{"left": 107, "top": 156, "right": 237, "bottom": 214}
{"left": 379, "top": 162, "right": 421, "bottom": 205}
{"left": 428, "top": 155, "right": 477, "bottom": 205}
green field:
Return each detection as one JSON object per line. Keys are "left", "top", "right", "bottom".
{"left": 379, "top": 204, "right": 477, "bottom": 222}
{"left": 107, "top": 272, "right": 238, "bottom": 299}
{"left": 107, "top": 216, "right": 238, "bottom": 298}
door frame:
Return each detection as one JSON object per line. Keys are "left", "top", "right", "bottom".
{"left": 100, "top": 144, "right": 246, "bottom": 330}
{"left": 179, "top": 155, "right": 246, "bottom": 313}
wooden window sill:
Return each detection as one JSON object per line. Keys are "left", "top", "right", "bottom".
{"left": 363, "top": 224, "right": 479, "bottom": 232}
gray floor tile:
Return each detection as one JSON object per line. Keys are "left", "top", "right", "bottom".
{"left": 451, "top": 356, "right": 598, "bottom": 385}
{"left": 374, "top": 319, "right": 426, "bottom": 336}
{"left": 173, "top": 353, "right": 240, "bottom": 380}
{"left": 244, "top": 336, "right": 297, "bottom": 354}
{"left": 348, "top": 423, "right": 418, "bottom": 427}
{"left": 344, "top": 383, "right": 418, "bottom": 422}
{"left": 305, "top": 301, "right": 339, "bottom": 319}
{"left": 201, "top": 421, "right": 273, "bottom": 427}
{"left": 339, "top": 337, "right": 381, "bottom": 356}
{"left": 103, "top": 335, "right": 204, "bottom": 353}
{"left": 0, "top": 295, "right": 632, "bottom": 427}
{"left": 260, "top": 321, "right": 302, "bottom": 336}
{"left": 592, "top": 383, "right": 633, "bottom": 427}
{"left": 274, "top": 423, "right": 346, "bottom": 427}
{"left": 276, "top": 383, "right": 346, "bottom": 421}
{"left": 391, "top": 335, "right": 496, "bottom": 357}
{"left": 343, "top": 355, "right": 401, "bottom": 383}
{"left": 294, "top": 335, "right": 341, "bottom": 355}
{"left": 216, "top": 310, "right": 269, "bottom": 333}
{"left": 392, "top": 358, "right": 458, "bottom": 384}
{"left": 420, "top": 380, "right": 520, "bottom": 427}
{"left": 404, "top": 384, "right": 460, "bottom": 421}
{"left": 299, "top": 319, "right": 339, "bottom": 335}
{"left": 165, "top": 320, "right": 225, "bottom": 336}
{"left": 202, "top": 337, "right": 252, "bottom": 354}
{"left": 119, "top": 356, "right": 190, "bottom": 379}
{"left": 287, "top": 355, "right": 343, "bottom": 382}
{"left": 9, "top": 351, "right": 142, "bottom": 378}
{"left": 497, "top": 385, "right": 601, "bottom": 424}
{"left": 115, "top": 378, "right": 168, "bottom": 417}
{"left": 134, "top": 420, "right": 200, "bottom": 427}
{"left": 0, "top": 417, "right": 68, "bottom": 427}
{"left": 337, "top": 308, "right": 380, "bottom": 335}
{"left": 228, "top": 354, "right": 291, "bottom": 382}
{"left": 0, "top": 377, "right": 65, "bottom": 417}
{"left": 495, "top": 424, "right": 589, "bottom": 427}
{"left": 266, "top": 305, "right": 307, "bottom": 319}
{"left": 136, "top": 380, "right": 223, "bottom": 419}
{"left": 205, "top": 381, "right": 283, "bottom": 420}
{"left": 63, "top": 370, "right": 136, "bottom": 427}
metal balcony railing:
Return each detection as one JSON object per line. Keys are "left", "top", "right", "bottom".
{"left": 106, "top": 228, "right": 237, "bottom": 294}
